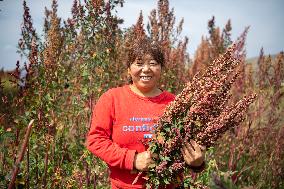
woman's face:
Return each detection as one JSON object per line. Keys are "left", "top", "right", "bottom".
{"left": 128, "top": 54, "right": 162, "bottom": 93}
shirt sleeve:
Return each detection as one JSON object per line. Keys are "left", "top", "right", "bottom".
{"left": 86, "top": 90, "right": 137, "bottom": 170}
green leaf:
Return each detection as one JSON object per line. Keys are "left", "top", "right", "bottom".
{"left": 160, "top": 156, "right": 171, "bottom": 162}
{"left": 164, "top": 177, "right": 170, "bottom": 184}
{"left": 25, "top": 111, "right": 30, "bottom": 117}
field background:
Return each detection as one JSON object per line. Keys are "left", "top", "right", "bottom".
{"left": 0, "top": 0, "right": 283, "bottom": 188}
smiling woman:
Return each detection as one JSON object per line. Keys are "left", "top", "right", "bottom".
{"left": 86, "top": 37, "right": 205, "bottom": 189}
{"left": 127, "top": 38, "right": 164, "bottom": 97}
{"left": 86, "top": 38, "right": 175, "bottom": 188}
{"left": 128, "top": 53, "right": 162, "bottom": 97}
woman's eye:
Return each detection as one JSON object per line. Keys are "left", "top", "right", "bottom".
{"left": 135, "top": 62, "right": 143, "bottom": 66}
{"left": 150, "top": 61, "right": 158, "bottom": 66}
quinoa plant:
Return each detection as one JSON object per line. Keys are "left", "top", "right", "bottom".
{"left": 146, "top": 29, "right": 256, "bottom": 188}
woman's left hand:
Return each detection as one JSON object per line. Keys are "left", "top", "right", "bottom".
{"left": 181, "top": 140, "right": 206, "bottom": 167}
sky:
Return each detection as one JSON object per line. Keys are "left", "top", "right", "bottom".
{"left": 0, "top": 0, "right": 283, "bottom": 71}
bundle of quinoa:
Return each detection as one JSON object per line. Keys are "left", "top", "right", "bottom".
{"left": 146, "top": 28, "right": 256, "bottom": 188}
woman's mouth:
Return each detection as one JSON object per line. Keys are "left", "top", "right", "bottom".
{"left": 140, "top": 76, "right": 152, "bottom": 81}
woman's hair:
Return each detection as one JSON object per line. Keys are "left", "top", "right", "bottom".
{"left": 126, "top": 38, "right": 165, "bottom": 68}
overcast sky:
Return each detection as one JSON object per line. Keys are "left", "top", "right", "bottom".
{"left": 0, "top": 0, "right": 283, "bottom": 71}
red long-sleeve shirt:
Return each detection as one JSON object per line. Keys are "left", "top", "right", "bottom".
{"left": 87, "top": 85, "right": 175, "bottom": 188}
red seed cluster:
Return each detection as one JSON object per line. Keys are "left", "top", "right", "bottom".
{"left": 146, "top": 28, "right": 256, "bottom": 188}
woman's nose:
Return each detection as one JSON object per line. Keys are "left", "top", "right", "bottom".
{"left": 142, "top": 64, "right": 151, "bottom": 71}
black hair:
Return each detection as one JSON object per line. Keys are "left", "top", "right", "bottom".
{"left": 127, "top": 38, "right": 165, "bottom": 68}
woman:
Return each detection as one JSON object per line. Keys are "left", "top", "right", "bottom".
{"left": 86, "top": 38, "right": 205, "bottom": 189}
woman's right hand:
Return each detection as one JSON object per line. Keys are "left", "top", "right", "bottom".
{"left": 133, "top": 151, "right": 154, "bottom": 171}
